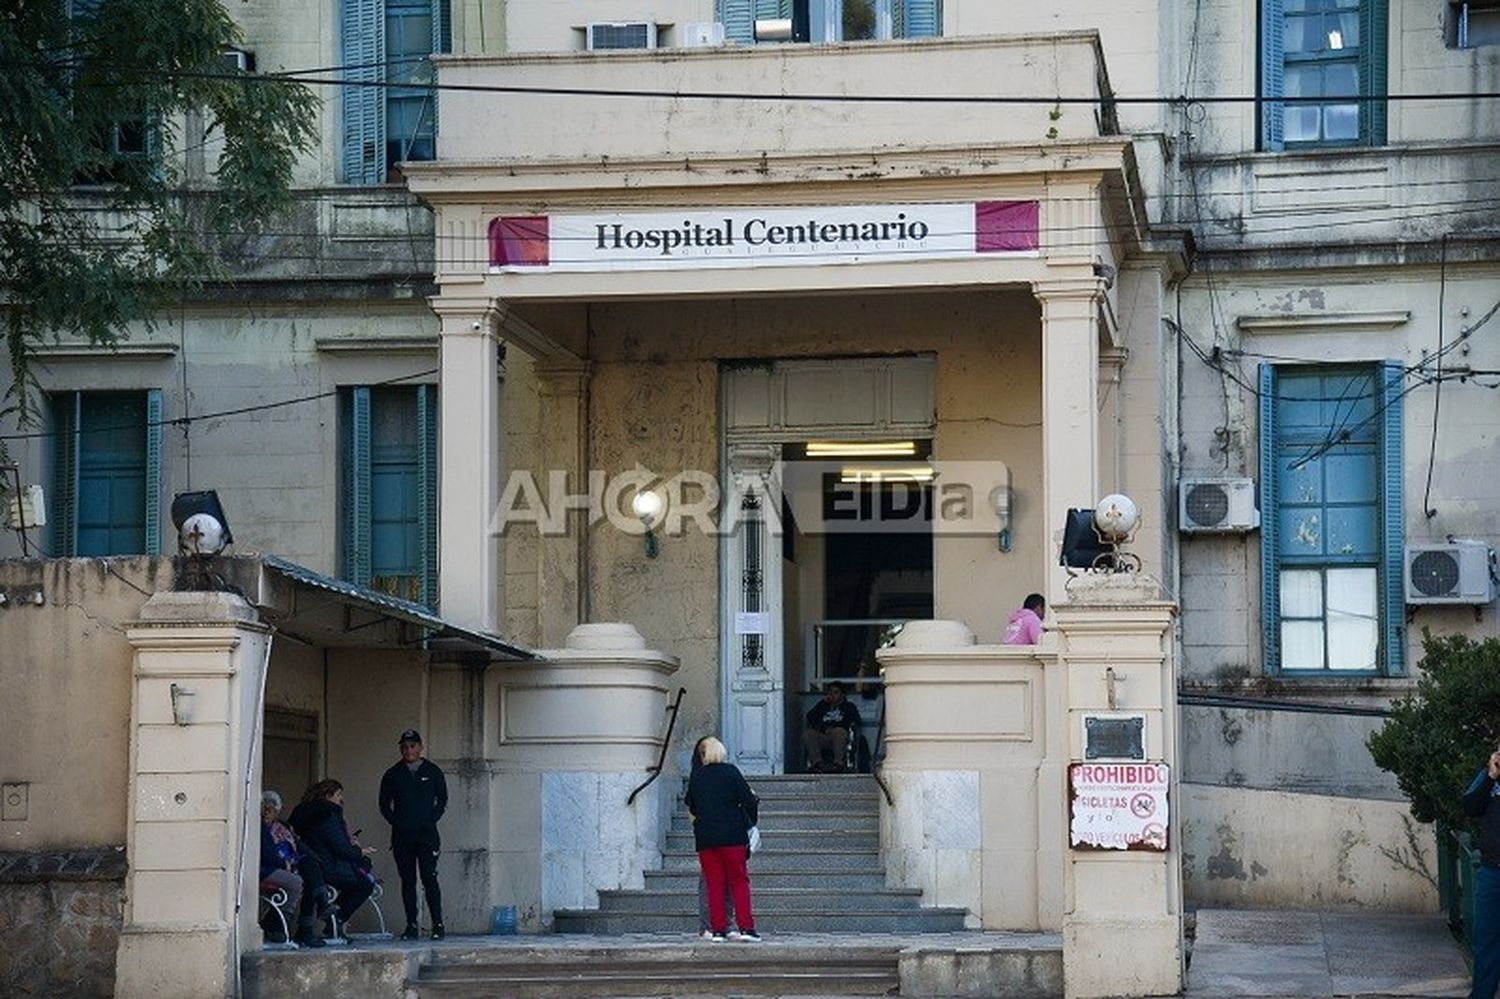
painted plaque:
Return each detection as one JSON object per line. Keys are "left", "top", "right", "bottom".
{"left": 1069, "top": 762, "right": 1169, "bottom": 852}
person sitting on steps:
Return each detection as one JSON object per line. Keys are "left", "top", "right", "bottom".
{"left": 803, "top": 681, "right": 862, "bottom": 773}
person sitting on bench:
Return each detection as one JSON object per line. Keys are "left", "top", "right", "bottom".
{"left": 803, "top": 681, "right": 862, "bottom": 773}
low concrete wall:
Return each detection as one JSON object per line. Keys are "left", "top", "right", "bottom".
{"left": 0, "top": 848, "right": 126, "bottom": 997}
{"left": 899, "top": 941, "right": 1064, "bottom": 999}
{"left": 1181, "top": 783, "right": 1439, "bottom": 911}
{"left": 241, "top": 947, "right": 420, "bottom": 999}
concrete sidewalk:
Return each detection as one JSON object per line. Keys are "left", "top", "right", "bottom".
{"left": 1186, "top": 909, "right": 1469, "bottom": 998}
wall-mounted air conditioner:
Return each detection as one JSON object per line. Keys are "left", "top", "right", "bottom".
{"left": 586, "top": 22, "right": 658, "bottom": 50}
{"left": 221, "top": 47, "right": 256, "bottom": 73}
{"left": 683, "top": 21, "right": 727, "bottom": 46}
{"left": 1406, "top": 541, "right": 1498, "bottom": 605}
{"left": 1179, "top": 478, "right": 1260, "bottom": 533}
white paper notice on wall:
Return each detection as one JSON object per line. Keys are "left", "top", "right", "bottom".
{"left": 1068, "top": 762, "right": 1169, "bottom": 852}
{"left": 735, "top": 612, "right": 770, "bottom": 635}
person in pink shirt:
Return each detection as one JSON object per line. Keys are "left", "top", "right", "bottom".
{"left": 1003, "top": 593, "right": 1046, "bottom": 645}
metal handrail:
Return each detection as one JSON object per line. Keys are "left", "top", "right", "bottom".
{"left": 870, "top": 689, "right": 893, "bottom": 806}
{"left": 627, "top": 686, "right": 688, "bottom": 806}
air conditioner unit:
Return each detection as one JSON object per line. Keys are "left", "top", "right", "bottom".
{"left": 1179, "top": 478, "right": 1260, "bottom": 533}
{"left": 1406, "top": 541, "right": 1498, "bottom": 605}
{"left": 586, "top": 21, "right": 658, "bottom": 50}
{"left": 221, "top": 47, "right": 256, "bottom": 73}
{"left": 683, "top": 21, "right": 727, "bottom": 47}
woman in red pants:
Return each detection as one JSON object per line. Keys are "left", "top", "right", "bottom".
{"left": 684, "top": 736, "right": 760, "bottom": 942}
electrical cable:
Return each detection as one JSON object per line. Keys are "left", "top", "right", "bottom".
{"left": 1423, "top": 235, "right": 1448, "bottom": 519}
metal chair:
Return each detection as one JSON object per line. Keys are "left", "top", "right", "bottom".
{"left": 323, "top": 881, "right": 391, "bottom": 943}
{"left": 258, "top": 883, "right": 297, "bottom": 949}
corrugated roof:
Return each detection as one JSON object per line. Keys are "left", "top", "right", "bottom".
{"left": 259, "top": 554, "right": 533, "bottom": 660}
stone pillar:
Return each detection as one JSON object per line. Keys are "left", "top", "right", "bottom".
{"left": 1035, "top": 276, "right": 1106, "bottom": 606}
{"left": 486, "top": 623, "right": 679, "bottom": 930}
{"left": 876, "top": 620, "right": 1065, "bottom": 933}
{"left": 534, "top": 361, "right": 591, "bottom": 648}
{"left": 115, "top": 591, "right": 270, "bottom": 999}
{"left": 433, "top": 294, "right": 505, "bottom": 633}
{"left": 1053, "top": 574, "right": 1183, "bottom": 999}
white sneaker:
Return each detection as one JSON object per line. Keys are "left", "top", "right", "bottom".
{"left": 699, "top": 930, "right": 715, "bottom": 940}
{"left": 726, "top": 930, "right": 744, "bottom": 941}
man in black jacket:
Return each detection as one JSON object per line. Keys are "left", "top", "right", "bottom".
{"left": 1464, "top": 745, "right": 1500, "bottom": 999}
{"left": 803, "top": 682, "right": 862, "bottom": 773}
{"left": 379, "top": 728, "right": 448, "bottom": 940}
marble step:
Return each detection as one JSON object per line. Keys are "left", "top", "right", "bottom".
{"left": 590, "top": 888, "right": 926, "bottom": 914}
{"left": 552, "top": 908, "right": 969, "bottom": 934}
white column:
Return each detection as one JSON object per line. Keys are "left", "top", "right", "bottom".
{"left": 1035, "top": 276, "right": 1106, "bottom": 606}
{"left": 433, "top": 296, "right": 505, "bottom": 633}
{"left": 115, "top": 591, "right": 270, "bottom": 999}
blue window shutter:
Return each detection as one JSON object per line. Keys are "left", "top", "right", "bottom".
{"left": 431, "top": 0, "right": 450, "bottom": 53}
{"left": 341, "top": 0, "right": 387, "bottom": 184}
{"left": 52, "top": 393, "right": 80, "bottom": 557}
{"left": 417, "top": 385, "right": 439, "bottom": 610}
{"left": 905, "top": 0, "right": 940, "bottom": 37}
{"left": 1380, "top": 360, "right": 1405, "bottom": 674}
{"left": 754, "top": 0, "right": 781, "bottom": 20}
{"left": 1260, "top": 364, "right": 1281, "bottom": 674}
{"left": 144, "top": 389, "right": 163, "bottom": 554}
{"left": 349, "top": 387, "right": 373, "bottom": 586}
{"left": 1260, "top": 0, "right": 1285, "bottom": 151}
{"left": 1361, "top": 0, "right": 1389, "bottom": 146}
{"left": 720, "top": 0, "right": 755, "bottom": 44}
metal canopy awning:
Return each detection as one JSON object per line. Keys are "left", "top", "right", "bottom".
{"left": 254, "top": 554, "right": 534, "bottom": 660}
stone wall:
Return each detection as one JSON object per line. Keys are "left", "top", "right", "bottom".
{"left": 0, "top": 849, "right": 126, "bottom": 997}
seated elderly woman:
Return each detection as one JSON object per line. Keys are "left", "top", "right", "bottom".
{"left": 260, "top": 790, "right": 329, "bottom": 948}
{"left": 289, "top": 779, "right": 375, "bottom": 943}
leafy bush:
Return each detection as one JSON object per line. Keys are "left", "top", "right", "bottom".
{"left": 1368, "top": 632, "right": 1500, "bottom": 831}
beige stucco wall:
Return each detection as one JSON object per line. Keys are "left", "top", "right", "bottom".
{"left": 0, "top": 559, "right": 170, "bottom": 851}
{"left": 1182, "top": 783, "right": 1438, "bottom": 911}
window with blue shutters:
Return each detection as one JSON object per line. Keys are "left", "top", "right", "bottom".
{"left": 719, "top": 0, "right": 939, "bottom": 43}
{"left": 341, "top": 0, "right": 451, "bottom": 184}
{"left": 1260, "top": 363, "right": 1404, "bottom": 674}
{"left": 342, "top": 385, "right": 439, "bottom": 608}
{"left": 1260, "top": 0, "right": 1387, "bottom": 149}
{"left": 49, "top": 390, "right": 162, "bottom": 556}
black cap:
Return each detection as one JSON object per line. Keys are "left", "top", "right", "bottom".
{"left": 399, "top": 728, "right": 422, "bottom": 744}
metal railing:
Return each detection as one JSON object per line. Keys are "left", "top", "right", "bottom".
{"left": 628, "top": 687, "right": 688, "bottom": 806}
{"left": 1438, "top": 819, "right": 1479, "bottom": 957}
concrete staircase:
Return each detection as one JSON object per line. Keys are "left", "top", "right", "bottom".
{"left": 553, "top": 773, "right": 969, "bottom": 935}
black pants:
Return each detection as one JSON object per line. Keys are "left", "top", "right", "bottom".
{"left": 393, "top": 835, "right": 443, "bottom": 926}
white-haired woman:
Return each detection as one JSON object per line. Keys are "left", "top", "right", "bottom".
{"left": 684, "top": 737, "right": 760, "bottom": 942}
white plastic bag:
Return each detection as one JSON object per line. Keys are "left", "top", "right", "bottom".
{"left": 747, "top": 825, "right": 761, "bottom": 854}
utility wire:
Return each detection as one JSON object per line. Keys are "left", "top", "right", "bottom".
{"left": 1423, "top": 235, "right": 1449, "bottom": 519}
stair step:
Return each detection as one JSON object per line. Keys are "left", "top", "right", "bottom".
{"left": 414, "top": 953, "right": 898, "bottom": 998}
{"left": 660, "top": 849, "right": 882, "bottom": 873}
{"left": 670, "top": 813, "right": 877, "bottom": 833}
{"left": 644, "top": 870, "right": 890, "bottom": 891}
{"left": 553, "top": 909, "right": 970, "bottom": 934}
{"left": 666, "top": 831, "right": 877, "bottom": 851}
{"left": 593, "top": 888, "right": 923, "bottom": 914}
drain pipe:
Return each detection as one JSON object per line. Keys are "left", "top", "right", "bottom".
{"left": 231, "top": 624, "right": 275, "bottom": 998}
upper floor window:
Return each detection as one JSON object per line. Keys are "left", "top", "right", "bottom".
{"left": 50, "top": 390, "right": 163, "bottom": 556}
{"left": 1260, "top": 0, "right": 1387, "bottom": 150}
{"left": 1447, "top": 1, "right": 1500, "bottom": 48}
{"left": 1259, "top": 364, "right": 1404, "bottom": 675}
{"left": 340, "top": 385, "right": 439, "bottom": 607}
{"left": 341, "top": 0, "right": 451, "bottom": 185}
{"left": 719, "top": 0, "right": 941, "bottom": 45}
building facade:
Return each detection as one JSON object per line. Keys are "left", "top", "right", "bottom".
{"left": 3, "top": 0, "right": 1499, "bottom": 992}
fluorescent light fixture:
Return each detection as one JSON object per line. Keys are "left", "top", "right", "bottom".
{"left": 806, "top": 441, "right": 917, "bottom": 458}
{"left": 839, "top": 464, "right": 935, "bottom": 484}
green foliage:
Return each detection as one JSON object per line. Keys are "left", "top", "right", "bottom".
{"left": 0, "top": 0, "right": 319, "bottom": 421}
{"left": 1368, "top": 631, "right": 1500, "bottom": 830}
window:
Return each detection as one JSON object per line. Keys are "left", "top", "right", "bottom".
{"left": 1448, "top": 1, "right": 1500, "bottom": 48}
{"left": 50, "top": 390, "right": 163, "bottom": 556}
{"left": 1259, "top": 364, "right": 1404, "bottom": 674}
{"left": 341, "top": 385, "right": 439, "bottom": 607}
{"left": 341, "top": 0, "right": 451, "bottom": 185}
{"left": 1260, "top": 0, "right": 1387, "bottom": 149}
{"left": 718, "top": 0, "right": 940, "bottom": 45}
{"left": 68, "top": 1, "right": 158, "bottom": 185}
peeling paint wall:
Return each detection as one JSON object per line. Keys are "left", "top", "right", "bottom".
{"left": 1182, "top": 784, "right": 1438, "bottom": 911}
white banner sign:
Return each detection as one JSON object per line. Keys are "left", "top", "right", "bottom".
{"left": 489, "top": 201, "right": 1039, "bottom": 273}
{"left": 1069, "top": 762, "right": 1170, "bottom": 852}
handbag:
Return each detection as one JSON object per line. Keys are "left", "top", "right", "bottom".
{"left": 747, "top": 825, "right": 761, "bottom": 854}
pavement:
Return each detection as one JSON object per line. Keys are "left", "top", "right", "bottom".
{"left": 1186, "top": 909, "right": 1470, "bottom": 998}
